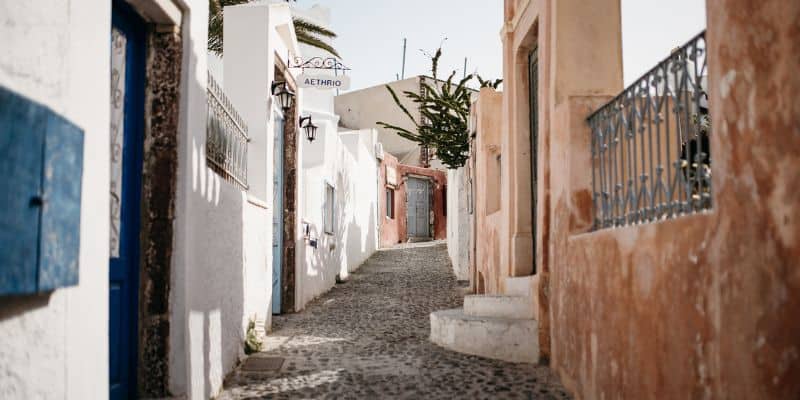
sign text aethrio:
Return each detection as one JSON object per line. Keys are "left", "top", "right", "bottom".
{"left": 298, "top": 73, "right": 351, "bottom": 90}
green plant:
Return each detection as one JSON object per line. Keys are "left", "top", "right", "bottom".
{"left": 208, "top": 0, "right": 339, "bottom": 57}
{"left": 377, "top": 47, "right": 501, "bottom": 169}
{"left": 244, "top": 318, "right": 262, "bottom": 355}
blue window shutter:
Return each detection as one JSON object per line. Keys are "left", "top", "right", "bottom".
{"left": 0, "top": 86, "right": 83, "bottom": 295}
{"left": 38, "top": 110, "right": 83, "bottom": 291}
{"left": 0, "top": 87, "right": 46, "bottom": 295}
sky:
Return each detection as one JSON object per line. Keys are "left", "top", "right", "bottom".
{"left": 289, "top": 0, "right": 707, "bottom": 92}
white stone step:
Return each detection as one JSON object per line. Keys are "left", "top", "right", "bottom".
{"left": 504, "top": 275, "right": 538, "bottom": 297}
{"left": 464, "top": 294, "right": 537, "bottom": 320}
{"left": 430, "top": 308, "right": 538, "bottom": 363}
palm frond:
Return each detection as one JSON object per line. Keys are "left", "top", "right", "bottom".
{"left": 208, "top": 0, "right": 251, "bottom": 56}
{"left": 293, "top": 17, "right": 337, "bottom": 38}
{"left": 295, "top": 31, "right": 340, "bottom": 57}
{"left": 208, "top": 0, "right": 340, "bottom": 58}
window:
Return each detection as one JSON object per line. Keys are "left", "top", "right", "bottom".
{"left": 385, "top": 188, "right": 395, "bottom": 219}
{"left": 324, "top": 183, "right": 335, "bottom": 234}
{"left": 206, "top": 73, "right": 249, "bottom": 190}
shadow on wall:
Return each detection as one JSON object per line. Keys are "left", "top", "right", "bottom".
{"left": 300, "top": 144, "right": 378, "bottom": 308}
{"left": 336, "top": 152, "right": 378, "bottom": 276}
{"left": 304, "top": 165, "right": 354, "bottom": 287}
{"left": 177, "top": 35, "right": 247, "bottom": 400}
{"left": 0, "top": 294, "right": 52, "bottom": 322}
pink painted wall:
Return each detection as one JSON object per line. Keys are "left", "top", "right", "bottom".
{"left": 379, "top": 153, "right": 447, "bottom": 246}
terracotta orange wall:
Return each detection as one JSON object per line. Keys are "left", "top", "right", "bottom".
{"left": 473, "top": 88, "right": 504, "bottom": 294}
{"left": 379, "top": 153, "right": 401, "bottom": 247}
{"left": 379, "top": 153, "right": 447, "bottom": 246}
{"left": 505, "top": 0, "right": 800, "bottom": 399}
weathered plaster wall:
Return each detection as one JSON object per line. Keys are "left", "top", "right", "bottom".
{"left": 379, "top": 153, "right": 402, "bottom": 247}
{"left": 0, "top": 1, "right": 111, "bottom": 398}
{"left": 473, "top": 88, "right": 504, "bottom": 294}
{"left": 499, "top": 0, "right": 624, "bottom": 367}
{"left": 519, "top": 0, "right": 800, "bottom": 399}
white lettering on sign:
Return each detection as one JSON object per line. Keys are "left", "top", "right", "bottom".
{"left": 298, "top": 73, "right": 351, "bottom": 90}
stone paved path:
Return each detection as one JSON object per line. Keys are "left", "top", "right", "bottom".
{"left": 218, "top": 242, "right": 571, "bottom": 399}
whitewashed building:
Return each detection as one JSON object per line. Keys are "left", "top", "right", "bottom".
{"left": 292, "top": 6, "right": 380, "bottom": 310}
{"left": 0, "top": 1, "right": 379, "bottom": 398}
{"left": 0, "top": 0, "right": 231, "bottom": 398}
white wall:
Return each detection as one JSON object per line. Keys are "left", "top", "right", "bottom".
{"left": 292, "top": 6, "right": 379, "bottom": 311}
{"left": 169, "top": 2, "right": 296, "bottom": 398}
{"left": 0, "top": 1, "right": 110, "bottom": 399}
{"left": 297, "top": 126, "right": 380, "bottom": 309}
{"left": 446, "top": 167, "right": 472, "bottom": 281}
{"left": 334, "top": 77, "right": 422, "bottom": 162}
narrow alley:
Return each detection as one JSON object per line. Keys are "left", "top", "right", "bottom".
{"left": 3, "top": 1, "right": 799, "bottom": 399}
{"left": 218, "top": 242, "right": 570, "bottom": 399}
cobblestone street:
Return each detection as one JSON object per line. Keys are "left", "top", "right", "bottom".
{"left": 219, "top": 242, "right": 570, "bottom": 399}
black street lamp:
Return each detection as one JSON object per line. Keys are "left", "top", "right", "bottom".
{"left": 271, "top": 81, "right": 295, "bottom": 111}
{"left": 299, "top": 115, "right": 318, "bottom": 142}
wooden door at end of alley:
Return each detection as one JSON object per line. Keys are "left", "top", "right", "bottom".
{"left": 406, "top": 177, "right": 430, "bottom": 238}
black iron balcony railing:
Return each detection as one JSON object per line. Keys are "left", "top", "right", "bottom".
{"left": 206, "top": 72, "right": 249, "bottom": 190}
{"left": 588, "top": 31, "right": 711, "bottom": 230}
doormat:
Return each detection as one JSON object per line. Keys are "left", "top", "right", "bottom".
{"left": 241, "top": 357, "right": 285, "bottom": 372}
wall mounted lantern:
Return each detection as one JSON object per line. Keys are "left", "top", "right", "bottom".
{"left": 299, "top": 115, "right": 318, "bottom": 142}
{"left": 271, "top": 81, "right": 295, "bottom": 111}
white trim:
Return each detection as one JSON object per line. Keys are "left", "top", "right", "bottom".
{"left": 125, "top": 0, "right": 182, "bottom": 26}
{"left": 247, "top": 194, "right": 269, "bottom": 210}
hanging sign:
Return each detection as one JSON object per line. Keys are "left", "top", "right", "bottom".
{"left": 298, "top": 73, "right": 350, "bottom": 90}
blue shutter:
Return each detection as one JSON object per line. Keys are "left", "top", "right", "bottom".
{"left": 0, "top": 86, "right": 84, "bottom": 295}
{"left": 0, "top": 87, "right": 46, "bottom": 295}
{"left": 38, "top": 110, "right": 84, "bottom": 291}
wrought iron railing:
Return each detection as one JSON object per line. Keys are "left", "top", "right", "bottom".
{"left": 206, "top": 72, "right": 249, "bottom": 190}
{"left": 588, "top": 31, "right": 710, "bottom": 230}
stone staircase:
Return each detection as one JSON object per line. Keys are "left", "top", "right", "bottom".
{"left": 430, "top": 275, "right": 539, "bottom": 363}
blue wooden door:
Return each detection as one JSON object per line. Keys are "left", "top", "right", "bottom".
{"left": 272, "top": 112, "right": 285, "bottom": 314}
{"left": 109, "top": 2, "right": 146, "bottom": 399}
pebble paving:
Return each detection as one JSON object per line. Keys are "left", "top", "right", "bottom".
{"left": 218, "top": 241, "right": 571, "bottom": 399}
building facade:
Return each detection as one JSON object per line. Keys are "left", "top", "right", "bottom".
{"left": 441, "top": 0, "right": 800, "bottom": 399}
{"left": 335, "top": 76, "right": 451, "bottom": 170}
{"left": 0, "top": 1, "right": 381, "bottom": 399}
{"left": 379, "top": 152, "right": 448, "bottom": 247}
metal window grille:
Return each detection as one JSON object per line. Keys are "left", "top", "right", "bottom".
{"left": 206, "top": 72, "right": 249, "bottom": 190}
{"left": 588, "top": 31, "right": 711, "bottom": 230}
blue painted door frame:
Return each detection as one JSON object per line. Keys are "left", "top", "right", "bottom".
{"left": 272, "top": 111, "right": 285, "bottom": 314}
{"left": 110, "top": 1, "right": 146, "bottom": 399}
